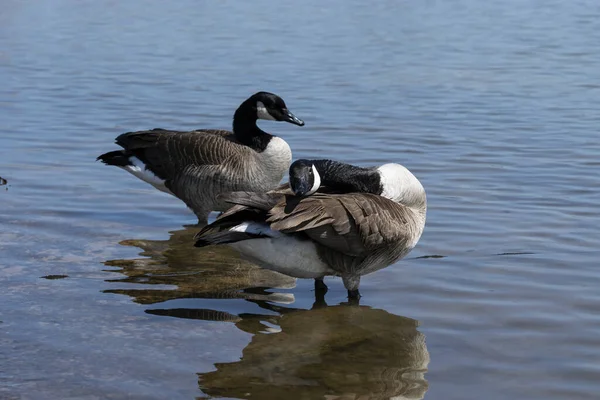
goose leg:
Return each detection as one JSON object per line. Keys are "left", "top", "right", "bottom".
{"left": 314, "top": 278, "right": 328, "bottom": 291}
{"left": 312, "top": 287, "right": 328, "bottom": 309}
{"left": 193, "top": 210, "right": 209, "bottom": 226}
{"left": 312, "top": 278, "right": 328, "bottom": 308}
{"left": 343, "top": 275, "right": 362, "bottom": 300}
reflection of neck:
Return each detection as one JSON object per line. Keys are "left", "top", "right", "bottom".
{"left": 311, "top": 160, "right": 383, "bottom": 194}
{"left": 233, "top": 103, "right": 272, "bottom": 151}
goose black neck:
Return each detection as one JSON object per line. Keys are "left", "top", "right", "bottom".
{"left": 311, "top": 159, "right": 383, "bottom": 194}
{"left": 232, "top": 104, "right": 272, "bottom": 152}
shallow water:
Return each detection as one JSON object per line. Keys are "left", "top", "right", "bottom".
{"left": 2, "top": 0, "right": 600, "bottom": 399}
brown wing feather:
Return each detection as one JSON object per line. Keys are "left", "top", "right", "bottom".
{"left": 116, "top": 129, "right": 251, "bottom": 181}
{"left": 214, "top": 184, "right": 340, "bottom": 222}
{"left": 214, "top": 184, "right": 293, "bottom": 220}
{"left": 266, "top": 193, "right": 411, "bottom": 256}
{"left": 195, "top": 189, "right": 418, "bottom": 277}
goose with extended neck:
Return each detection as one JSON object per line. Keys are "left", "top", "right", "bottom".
{"left": 98, "top": 92, "right": 304, "bottom": 224}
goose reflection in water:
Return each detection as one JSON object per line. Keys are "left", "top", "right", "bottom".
{"left": 156, "top": 301, "right": 430, "bottom": 400}
{"left": 103, "top": 226, "right": 429, "bottom": 399}
{"left": 102, "top": 225, "right": 297, "bottom": 305}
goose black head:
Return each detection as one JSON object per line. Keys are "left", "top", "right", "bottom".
{"left": 250, "top": 92, "right": 305, "bottom": 126}
{"left": 289, "top": 159, "right": 321, "bottom": 196}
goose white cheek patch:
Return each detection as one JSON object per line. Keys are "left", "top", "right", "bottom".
{"left": 306, "top": 164, "right": 322, "bottom": 195}
{"left": 256, "top": 101, "right": 276, "bottom": 121}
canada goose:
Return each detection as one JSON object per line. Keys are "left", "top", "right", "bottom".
{"left": 97, "top": 92, "right": 304, "bottom": 224}
{"left": 195, "top": 159, "right": 427, "bottom": 299}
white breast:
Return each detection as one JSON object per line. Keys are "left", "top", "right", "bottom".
{"left": 258, "top": 137, "right": 293, "bottom": 179}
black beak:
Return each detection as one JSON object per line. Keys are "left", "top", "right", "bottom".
{"left": 290, "top": 177, "right": 311, "bottom": 196}
{"left": 281, "top": 109, "right": 304, "bottom": 126}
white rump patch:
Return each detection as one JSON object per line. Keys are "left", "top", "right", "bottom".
{"left": 256, "top": 101, "right": 276, "bottom": 121}
{"left": 122, "top": 157, "right": 174, "bottom": 195}
{"left": 230, "top": 222, "right": 282, "bottom": 238}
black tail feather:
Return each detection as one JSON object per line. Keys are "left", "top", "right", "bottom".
{"left": 114, "top": 128, "right": 170, "bottom": 150}
{"left": 97, "top": 150, "right": 131, "bottom": 167}
{"left": 194, "top": 231, "right": 264, "bottom": 248}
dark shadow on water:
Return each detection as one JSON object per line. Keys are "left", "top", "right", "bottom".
{"left": 413, "top": 254, "right": 446, "bottom": 259}
{"left": 41, "top": 274, "right": 69, "bottom": 280}
{"left": 496, "top": 252, "right": 536, "bottom": 256}
{"left": 103, "top": 226, "right": 429, "bottom": 400}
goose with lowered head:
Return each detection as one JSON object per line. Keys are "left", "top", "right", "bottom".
{"left": 194, "top": 158, "right": 427, "bottom": 299}
{"left": 97, "top": 92, "right": 304, "bottom": 224}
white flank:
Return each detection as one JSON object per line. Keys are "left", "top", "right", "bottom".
{"left": 230, "top": 236, "right": 334, "bottom": 279}
{"left": 256, "top": 101, "right": 276, "bottom": 121}
{"left": 121, "top": 157, "right": 174, "bottom": 195}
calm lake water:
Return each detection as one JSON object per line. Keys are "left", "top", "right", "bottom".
{"left": 2, "top": 0, "right": 600, "bottom": 399}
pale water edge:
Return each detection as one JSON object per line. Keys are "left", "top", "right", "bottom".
{"left": 1, "top": 0, "right": 600, "bottom": 399}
